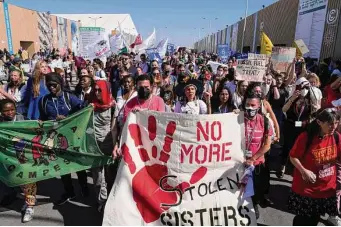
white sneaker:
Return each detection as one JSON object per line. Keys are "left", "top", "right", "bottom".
{"left": 22, "top": 207, "right": 34, "bottom": 223}
{"left": 327, "top": 216, "right": 341, "bottom": 226}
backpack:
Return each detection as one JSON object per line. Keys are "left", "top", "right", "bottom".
{"left": 41, "top": 92, "right": 71, "bottom": 116}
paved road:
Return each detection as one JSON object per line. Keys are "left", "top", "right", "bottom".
{"left": 1, "top": 149, "right": 332, "bottom": 226}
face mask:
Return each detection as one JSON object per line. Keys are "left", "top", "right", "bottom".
{"left": 245, "top": 107, "right": 259, "bottom": 118}
{"left": 300, "top": 88, "right": 308, "bottom": 97}
{"left": 217, "top": 71, "right": 223, "bottom": 76}
{"left": 163, "top": 92, "right": 172, "bottom": 102}
{"left": 138, "top": 87, "right": 151, "bottom": 100}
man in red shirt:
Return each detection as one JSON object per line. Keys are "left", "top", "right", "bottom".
{"left": 243, "top": 93, "right": 273, "bottom": 219}
{"left": 123, "top": 74, "right": 165, "bottom": 123}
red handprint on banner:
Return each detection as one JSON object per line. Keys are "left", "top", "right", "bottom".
{"left": 121, "top": 115, "right": 207, "bottom": 224}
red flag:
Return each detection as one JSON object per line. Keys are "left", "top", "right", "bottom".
{"left": 130, "top": 34, "right": 143, "bottom": 48}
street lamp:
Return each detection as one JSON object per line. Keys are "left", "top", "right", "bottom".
{"left": 89, "top": 16, "right": 102, "bottom": 27}
{"left": 202, "top": 17, "right": 218, "bottom": 35}
{"left": 241, "top": 0, "right": 249, "bottom": 53}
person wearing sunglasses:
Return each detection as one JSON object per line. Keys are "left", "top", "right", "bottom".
{"left": 90, "top": 80, "right": 115, "bottom": 212}
{"left": 151, "top": 67, "right": 162, "bottom": 96}
{"left": 121, "top": 53, "right": 137, "bottom": 76}
{"left": 38, "top": 72, "right": 88, "bottom": 207}
{"left": 288, "top": 108, "right": 341, "bottom": 226}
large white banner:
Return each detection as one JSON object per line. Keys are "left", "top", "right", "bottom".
{"left": 79, "top": 27, "right": 107, "bottom": 59}
{"left": 294, "top": 0, "right": 328, "bottom": 59}
{"left": 103, "top": 111, "right": 256, "bottom": 226}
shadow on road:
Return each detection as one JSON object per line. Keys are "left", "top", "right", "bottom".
{"left": 0, "top": 173, "right": 102, "bottom": 225}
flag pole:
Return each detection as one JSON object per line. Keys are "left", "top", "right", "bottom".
{"left": 241, "top": 0, "right": 249, "bottom": 53}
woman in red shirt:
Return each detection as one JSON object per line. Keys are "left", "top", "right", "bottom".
{"left": 289, "top": 108, "right": 340, "bottom": 225}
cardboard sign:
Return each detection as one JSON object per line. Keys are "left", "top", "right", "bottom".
{"left": 294, "top": 39, "right": 309, "bottom": 57}
{"left": 235, "top": 59, "right": 267, "bottom": 82}
{"left": 103, "top": 111, "right": 256, "bottom": 226}
{"left": 248, "top": 53, "right": 267, "bottom": 60}
{"left": 271, "top": 47, "right": 296, "bottom": 72}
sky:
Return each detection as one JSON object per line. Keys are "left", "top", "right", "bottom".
{"left": 7, "top": 0, "right": 278, "bottom": 47}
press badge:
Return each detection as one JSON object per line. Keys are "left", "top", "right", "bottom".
{"left": 295, "top": 121, "right": 302, "bottom": 127}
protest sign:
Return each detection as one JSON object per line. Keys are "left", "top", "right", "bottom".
{"left": 271, "top": 47, "right": 296, "bottom": 72}
{"left": 0, "top": 106, "right": 112, "bottom": 187}
{"left": 85, "top": 38, "right": 111, "bottom": 60}
{"left": 146, "top": 48, "right": 162, "bottom": 65}
{"left": 103, "top": 111, "right": 256, "bottom": 226}
{"left": 167, "top": 43, "right": 175, "bottom": 56}
{"left": 294, "top": 39, "right": 309, "bottom": 57}
{"left": 235, "top": 59, "right": 267, "bottom": 82}
{"left": 217, "top": 44, "right": 231, "bottom": 63}
{"left": 79, "top": 27, "right": 106, "bottom": 59}
{"left": 248, "top": 53, "right": 267, "bottom": 60}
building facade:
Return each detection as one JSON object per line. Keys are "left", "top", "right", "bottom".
{"left": 0, "top": 2, "right": 137, "bottom": 58}
{"left": 194, "top": 0, "right": 341, "bottom": 60}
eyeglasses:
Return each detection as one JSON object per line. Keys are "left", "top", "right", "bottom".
{"left": 153, "top": 73, "right": 160, "bottom": 76}
{"left": 94, "top": 88, "right": 102, "bottom": 92}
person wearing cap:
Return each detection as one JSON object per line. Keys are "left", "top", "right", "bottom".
{"left": 38, "top": 72, "right": 89, "bottom": 207}
{"left": 279, "top": 77, "right": 318, "bottom": 178}
{"left": 174, "top": 79, "right": 208, "bottom": 115}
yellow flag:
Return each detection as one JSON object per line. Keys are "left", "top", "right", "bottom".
{"left": 260, "top": 32, "right": 273, "bottom": 55}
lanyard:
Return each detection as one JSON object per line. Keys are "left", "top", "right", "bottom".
{"left": 137, "top": 95, "right": 153, "bottom": 110}
{"left": 52, "top": 97, "right": 59, "bottom": 116}
{"left": 296, "top": 104, "right": 305, "bottom": 121}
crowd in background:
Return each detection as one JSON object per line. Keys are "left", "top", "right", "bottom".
{"left": 0, "top": 46, "right": 341, "bottom": 226}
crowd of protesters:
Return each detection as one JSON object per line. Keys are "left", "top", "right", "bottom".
{"left": 0, "top": 46, "right": 341, "bottom": 226}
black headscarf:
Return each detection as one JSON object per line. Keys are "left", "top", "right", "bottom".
{"left": 46, "top": 72, "right": 63, "bottom": 86}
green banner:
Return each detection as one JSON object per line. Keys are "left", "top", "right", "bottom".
{"left": 0, "top": 106, "right": 112, "bottom": 187}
